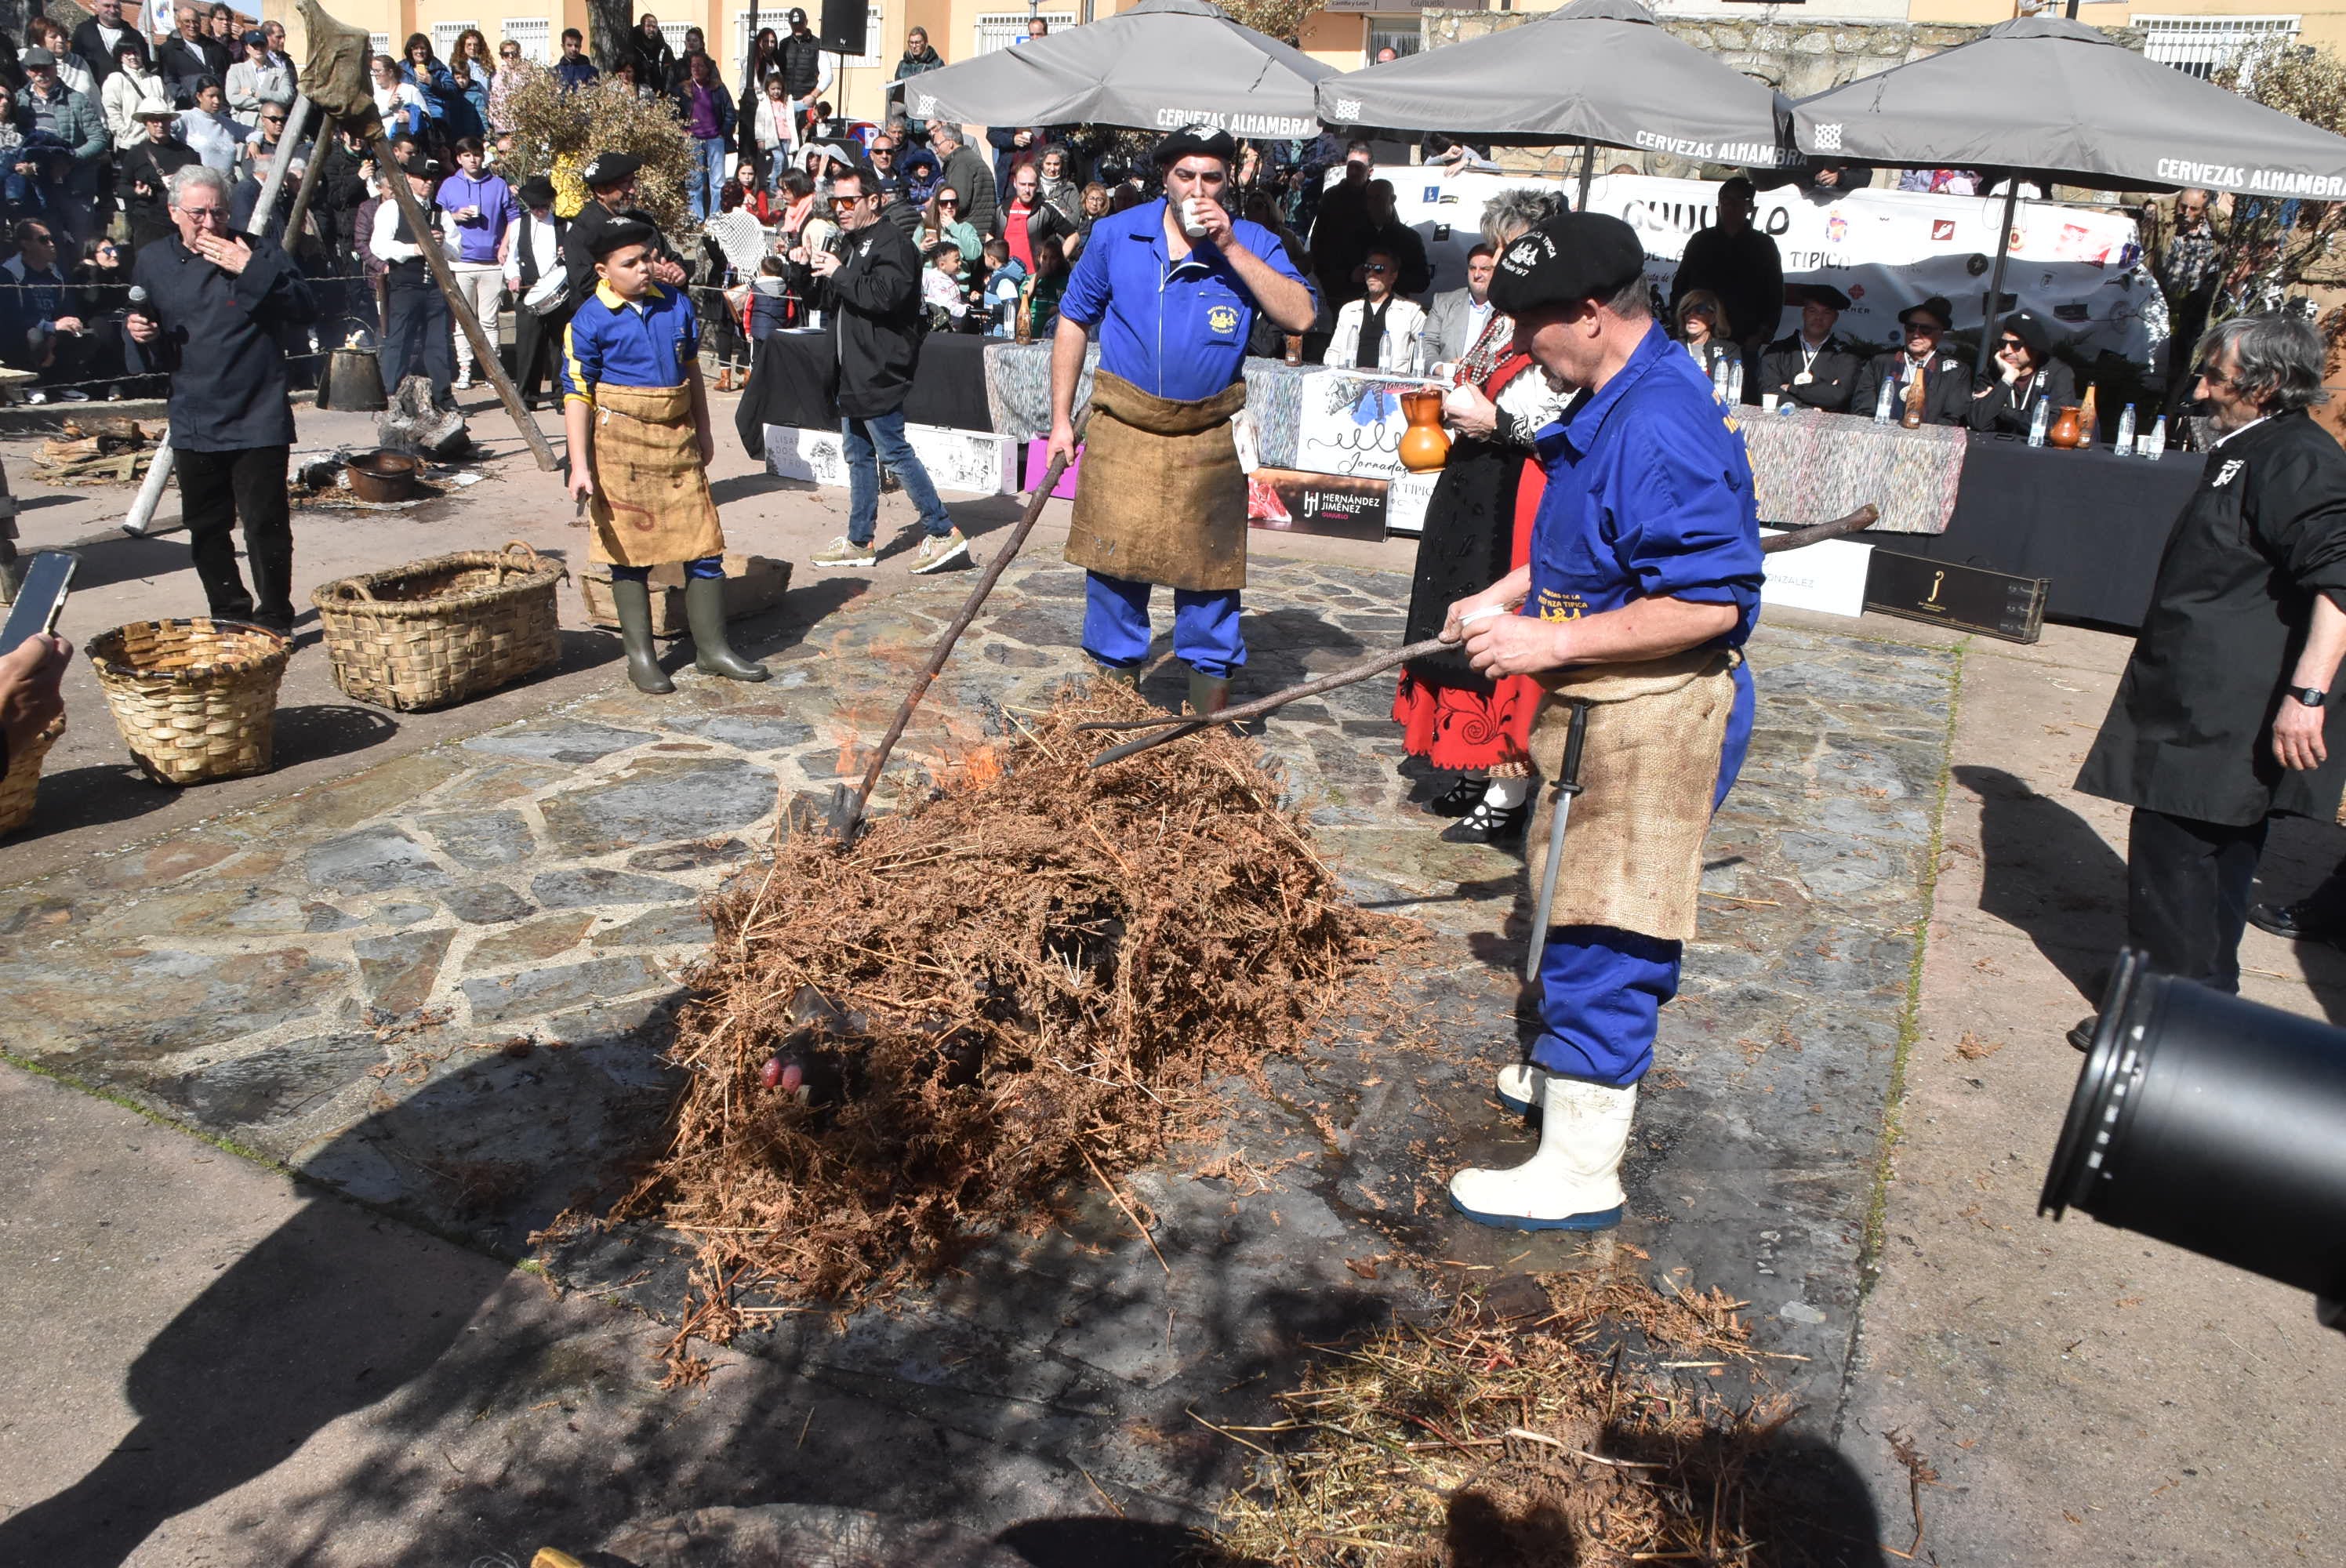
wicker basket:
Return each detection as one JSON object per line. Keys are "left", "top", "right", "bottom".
{"left": 314, "top": 540, "right": 567, "bottom": 712}
{"left": 0, "top": 713, "right": 64, "bottom": 834}
{"left": 88, "top": 619, "right": 291, "bottom": 786}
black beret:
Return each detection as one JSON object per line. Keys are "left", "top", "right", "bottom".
{"left": 1999, "top": 309, "right": 2053, "bottom": 360}
{"left": 518, "top": 175, "right": 557, "bottom": 209}
{"left": 589, "top": 218, "right": 659, "bottom": 260}
{"left": 1795, "top": 282, "right": 1850, "bottom": 311}
{"left": 1899, "top": 295, "right": 1955, "bottom": 330}
{"left": 1489, "top": 212, "right": 1646, "bottom": 315}
{"left": 581, "top": 151, "right": 641, "bottom": 187}
{"left": 1153, "top": 123, "right": 1237, "bottom": 168}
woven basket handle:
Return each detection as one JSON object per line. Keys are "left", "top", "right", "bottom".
{"left": 332, "top": 577, "right": 380, "bottom": 602}
{"left": 495, "top": 540, "right": 547, "bottom": 582}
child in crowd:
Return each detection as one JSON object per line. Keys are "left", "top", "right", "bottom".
{"left": 922, "top": 241, "right": 968, "bottom": 330}
{"left": 561, "top": 220, "right": 768, "bottom": 695}
{"left": 979, "top": 237, "right": 1024, "bottom": 338}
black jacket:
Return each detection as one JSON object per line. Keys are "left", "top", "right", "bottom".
{"left": 1758, "top": 332, "right": 1861, "bottom": 412}
{"left": 2077, "top": 410, "right": 2346, "bottom": 826}
{"left": 1670, "top": 224, "right": 1783, "bottom": 350}
{"left": 798, "top": 217, "right": 925, "bottom": 419}
{"left": 628, "top": 29, "right": 676, "bottom": 90}
{"left": 72, "top": 16, "right": 147, "bottom": 85}
{"left": 1963, "top": 358, "right": 2077, "bottom": 436}
{"left": 129, "top": 228, "right": 316, "bottom": 451}
{"left": 154, "top": 35, "right": 213, "bottom": 107}
{"left": 311, "top": 139, "right": 371, "bottom": 252}
{"left": 118, "top": 138, "right": 198, "bottom": 237}
{"left": 1851, "top": 349, "right": 1974, "bottom": 426}
{"left": 779, "top": 31, "right": 823, "bottom": 97}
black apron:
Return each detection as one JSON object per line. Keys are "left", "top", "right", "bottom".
{"left": 1400, "top": 433, "right": 1523, "bottom": 693}
{"left": 2075, "top": 410, "right": 2346, "bottom": 826}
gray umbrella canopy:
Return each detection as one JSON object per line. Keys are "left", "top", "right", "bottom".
{"left": 892, "top": 0, "right": 1335, "bottom": 141}
{"left": 1316, "top": 0, "right": 1794, "bottom": 169}
{"left": 1792, "top": 16, "right": 2346, "bottom": 198}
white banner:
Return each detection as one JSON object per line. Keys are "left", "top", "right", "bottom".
{"left": 1378, "top": 166, "right": 2159, "bottom": 365}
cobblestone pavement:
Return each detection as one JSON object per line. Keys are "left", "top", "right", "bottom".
{"left": 0, "top": 557, "right": 1953, "bottom": 1542}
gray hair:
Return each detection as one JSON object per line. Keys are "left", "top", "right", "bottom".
{"left": 930, "top": 123, "right": 961, "bottom": 150}
{"left": 2197, "top": 312, "right": 2328, "bottom": 413}
{"left": 1480, "top": 186, "right": 1564, "bottom": 251}
{"left": 167, "top": 162, "right": 229, "bottom": 210}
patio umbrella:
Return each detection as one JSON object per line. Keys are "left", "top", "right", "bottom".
{"left": 1316, "top": 0, "right": 1797, "bottom": 205}
{"left": 892, "top": 0, "right": 1335, "bottom": 141}
{"left": 1792, "top": 16, "right": 2346, "bottom": 370}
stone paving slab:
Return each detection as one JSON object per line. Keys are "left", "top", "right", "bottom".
{"left": 0, "top": 557, "right": 1954, "bottom": 1534}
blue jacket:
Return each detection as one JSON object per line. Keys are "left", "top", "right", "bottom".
{"left": 670, "top": 77, "right": 736, "bottom": 142}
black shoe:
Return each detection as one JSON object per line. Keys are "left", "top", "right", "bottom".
{"left": 1441, "top": 796, "right": 1529, "bottom": 844}
{"left": 2068, "top": 1015, "right": 2097, "bottom": 1052}
{"left": 1426, "top": 775, "right": 1489, "bottom": 817}
{"left": 2248, "top": 899, "right": 2346, "bottom": 949}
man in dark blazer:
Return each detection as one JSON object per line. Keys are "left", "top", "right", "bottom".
{"left": 71, "top": 0, "right": 147, "bottom": 86}
{"left": 1756, "top": 282, "right": 1861, "bottom": 412}
{"left": 1851, "top": 295, "right": 1974, "bottom": 424}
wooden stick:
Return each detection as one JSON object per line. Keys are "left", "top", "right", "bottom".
{"left": 1078, "top": 502, "right": 1883, "bottom": 766}
{"left": 368, "top": 131, "right": 559, "bottom": 471}
{"left": 280, "top": 108, "right": 333, "bottom": 252}
{"left": 829, "top": 448, "right": 1071, "bottom": 840}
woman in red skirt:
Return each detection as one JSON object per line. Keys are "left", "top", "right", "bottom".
{"left": 1393, "top": 196, "right": 1568, "bottom": 843}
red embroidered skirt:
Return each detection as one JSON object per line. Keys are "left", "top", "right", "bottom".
{"left": 1392, "top": 446, "right": 1546, "bottom": 772}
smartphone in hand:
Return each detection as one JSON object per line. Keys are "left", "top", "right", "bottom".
{"left": 1, "top": 551, "right": 74, "bottom": 656}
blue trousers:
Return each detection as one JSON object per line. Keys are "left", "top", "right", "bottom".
{"left": 689, "top": 136, "right": 728, "bottom": 221}
{"left": 609, "top": 556, "right": 724, "bottom": 583}
{"left": 1530, "top": 660, "right": 1755, "bottom": 1087}
{"left": 842, "top": 408, "right": 953, "bottom": 544}
{"left": 1082, "top": 572, "right": 1245, "bottom": 678}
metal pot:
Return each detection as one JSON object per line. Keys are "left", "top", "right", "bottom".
{"left": 345, "top": 448, "right": 419, "bottom": 504}
{"left": 318, "top": 346, "right": 387, "bottom": 412}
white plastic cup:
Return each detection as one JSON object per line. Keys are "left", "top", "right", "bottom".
{"left": 1180, "top": 196, "right": 1211, "bottom": 238}
{"left": 1760, "top": 392, "right": 1780, "bottom": 413}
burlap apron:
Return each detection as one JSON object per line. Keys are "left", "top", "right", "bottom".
{"left": 1524, "top": 647, "right": 1741, "bottom": 943}
{"left": 585, "top": 381, "right": 727, "bottom": 568}
{"left": 1063, "top": 371, "right": 1248, "bottom": 593}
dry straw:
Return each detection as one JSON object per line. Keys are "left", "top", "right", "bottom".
{"left": 602, "top": 683, "right": 1407, "bottom": 1338}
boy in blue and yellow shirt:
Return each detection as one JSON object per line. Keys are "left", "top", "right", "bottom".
{"left": 561, "top": 220, "right": 767, "bottom": 694}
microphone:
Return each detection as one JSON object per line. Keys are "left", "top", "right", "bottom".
{"left": 125, "top": 284, "right": 150, "bottom": 321}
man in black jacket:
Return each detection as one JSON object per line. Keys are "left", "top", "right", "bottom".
{"left": 563, "top": 151, "right": 688, "bottom": 293}
{"left": 800, "top": 163, "right": 966, "bottom": 575}
{"left": 1669, "top": 176, "right": 1781, "bottom": 368}
{"left": 929, "top": 122, "right": 998, "bottom": 238}
{"left": 628, "top": 13, "right": 676, "bottom": 92}
{"left": 1356, "top": 179, "right": 1431, "bottom": 302}
{"left": 2073, "top": 311, "right": 2346, "bottom": 1035}
{"left": 118, "top": 105, "right": 198, "bottom": 256}
{"left": 778, "top": 7, "right": 826, "bottom": 138}
{"left": 1963, "top": 309, "right": 2075, "bottom": 435}
{"left": 1851, "top": 295, "right": 1972, "bottom": 425}
{"left": 1756, "top": 283, "right": 1860, "bottom": 412}
{"left": 71, "top": 0, "right": 146, "bottom": 86}
{"left": 125, "top": 162, "right": 316, "bottom": 630}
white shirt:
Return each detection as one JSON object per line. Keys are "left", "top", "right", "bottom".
{"left": 370, "top": 197, "right": 458, "bottom": 263}
{"left": 507, "top": 210, "right": 559, "bottom": 285}
{"left": 1327, "top": 296, "right": 1428, "bottom": 376}
{"left": 176, "top": 106, "right": 248, "bottom": 172}
{"left": 1464, "top": 294, "right": 1494, "bottom": 352}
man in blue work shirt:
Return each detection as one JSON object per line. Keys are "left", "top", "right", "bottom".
{"left": 1045, "top": 124, "right": 1316, "bottom": 715}
{"left": 1442, "top": 212, "right": 1765, "bottom": 1232}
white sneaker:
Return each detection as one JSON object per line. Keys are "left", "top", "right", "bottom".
{"left": 455, "top": 371, "right": 474, "bottom": 390}
{"left": 810, "top": 534, "right": 877, "bottom": 568}
{"left": 1494, "top": 1061, "right": 1549, "bottom": 1115}
{"left": 1448, "top": 1078, "right": 1636, "bottom": 1232}
{"left": 57, "top": 389, "right": 89, "bottom": 402}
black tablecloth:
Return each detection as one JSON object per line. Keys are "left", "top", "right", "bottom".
{"left": 734, "top": 328, "right": 998, "bottom": 457}
{"left": 1863, "top": 433, "right": 2206, "bottom": 630}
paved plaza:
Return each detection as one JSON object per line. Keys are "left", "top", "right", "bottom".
{"left": 0, "top": 406, "right": 2340, "bottom": 1566}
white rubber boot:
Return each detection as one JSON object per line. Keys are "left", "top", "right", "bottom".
{"left": 1494, "top": 1061, "right": 1549, "bottom": 1115}
{"left": 1448, "top": 1077, "right": 1636, "bottom": 1231}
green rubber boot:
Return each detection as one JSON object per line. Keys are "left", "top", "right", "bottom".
{"left": 608, "top": 576, "right": 674, "bottom": 695}
{"left": 1096, "top": 662, "right": 1140, "bottom": 688}
{"left": 685, "top": 573, "right": 769, "bottom": 682}
{"left": 1186, "top": 665, "right": 1230, "bottom": 717}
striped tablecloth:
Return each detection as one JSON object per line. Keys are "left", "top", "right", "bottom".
{"left": 1740, "top": 408, "right": 1968, "bottom": 535}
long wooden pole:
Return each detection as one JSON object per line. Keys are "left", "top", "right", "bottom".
{"left": 369, "top": 132, "right": 560, "bottom": 470}
{"left": 280, "top": 113, "right": 333, "bottom": 253}
{"left": 828, "top": 450, "right": 1073, "bottom": 840}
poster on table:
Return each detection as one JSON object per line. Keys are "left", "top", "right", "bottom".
{"left": 1291, "top": 369, "right": 1447, "bottom": 481}
{"left": 1375, "top": 166, "right": 2159, "bottom": 365}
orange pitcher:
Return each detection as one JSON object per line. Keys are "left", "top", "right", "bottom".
{"left": 1399, "top": 388, "right": 1450, "bottom": 472}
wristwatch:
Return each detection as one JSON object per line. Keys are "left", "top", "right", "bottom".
{"left": 2290, "top": 686, "right": 2328, "bottom": 708}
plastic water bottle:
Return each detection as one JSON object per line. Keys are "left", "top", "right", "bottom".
{"left": 2028, "top": 397, "right": 2050, "bottom": 448}
{"left": 1874, "top": 376, "right": 1897, "bottom": 424}
{"left": 1727, "top": 357, "right": 1745, "bottom": 406}
{"left": 2115, "top": 401, "right": 2137, "bottom": 456}
{"left": 2142, "top": 416, "right": 2167, "bottom": 461}
{"left": 1711, "top": 358, "right": 1731, "bottom": 404}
